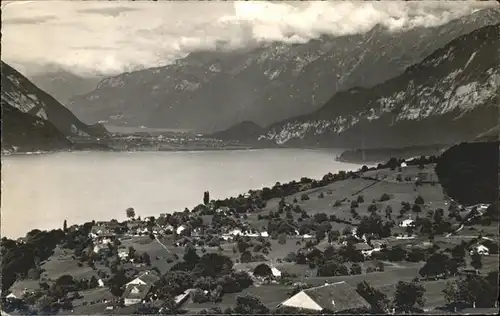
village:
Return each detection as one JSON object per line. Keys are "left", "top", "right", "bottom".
{"left": 2, "top": 156, "right": 499, "bottom": 315}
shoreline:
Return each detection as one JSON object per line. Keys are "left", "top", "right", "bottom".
{"left": 3, "top": 157, "right": 365, "bottom": 239}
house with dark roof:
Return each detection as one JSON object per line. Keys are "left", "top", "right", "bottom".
{"left": 126, "top": 270, "right": 160, "bottom": 286}
{"left": 277, "top": 281, "right": 370, "bottom": 313}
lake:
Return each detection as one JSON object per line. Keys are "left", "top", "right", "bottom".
{"left": 1, "top": 149, "right": 362, "bottom": 238}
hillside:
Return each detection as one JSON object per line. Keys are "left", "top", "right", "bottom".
{"left": 28, "top": 68, "right": 102, "bottom": 105}
{"left": 1, "top": 61, "right": 107, "bottom": 138}
{"left": 209, "top": 121, "right": 264, "bottom": 142}
{"left": 258, "top": 23, "right": 500, "bottom": 149}
{"left": 336, "top": 144, "right": 447, "bottom": 164}
{"left": 68, "top": 9, "right": 500, "bottom": 132}
{"left": 1, "top": 104, "right": 72, "bottom": 153}
{"left": 435, "top": 141, "right": 499, "bottom": 206}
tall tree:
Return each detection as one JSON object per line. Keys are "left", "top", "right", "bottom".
{"left": 203, "top": 191, "right": 210, "bottom": 205}
{"left": 63, "top": 220, "right": 68, "bottom": 232}
{"left": 126, "top": 207, "right": 135, "bottom": 220}
{"left": 393, "top": 281, "right": 426, "bottom": 313}
{"left": 357, "top": 281, "right": 390, "bottom": 313}
{"left": 470, "top": 252, "right": 483, "bottom": 273}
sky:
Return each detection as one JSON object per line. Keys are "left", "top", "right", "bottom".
{"left": 2, "top": 0, "right": 498, "bottom": 77}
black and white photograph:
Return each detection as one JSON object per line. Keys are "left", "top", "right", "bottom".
{"left": 1, "top": 0, "right": 499, "bottom": 315}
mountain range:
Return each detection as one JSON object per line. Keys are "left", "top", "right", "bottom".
{"left": 28, "top": 68, "right": 102, "bottom": 105}
{"left": 1, "top": 62, "right": 107, "bottom": 153}
{"left": 67, "top": 8, "right": 500, "bottom": 133}
{"left": 255, "top": 23, "right": 499, "bottom": 149}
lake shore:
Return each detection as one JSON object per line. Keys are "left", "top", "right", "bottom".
{"left": 1, "top": 148, "right": 362, "bottom": 238}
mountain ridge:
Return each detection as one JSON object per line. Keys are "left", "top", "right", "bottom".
{"left": 68, "top": 8, "right": 500, "bottom": 132}
{"left": 1, "top": 61, "right": 107, "bottom": 139}
{"left": 256, "top": 23, "right": 499, "bottom": 149}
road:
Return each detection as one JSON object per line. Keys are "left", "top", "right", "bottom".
{"left": 153, "top": 234, "right": 171, "bottom": 253}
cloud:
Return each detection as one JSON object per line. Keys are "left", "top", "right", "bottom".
{"left": 2, "top": 0, "right": 498, "bottom": 77}
{"left": 77, "top": 6, "right": 141, "bottom": 17}
{"left": 2, "top": 15, "right": 57, "bottom": 25}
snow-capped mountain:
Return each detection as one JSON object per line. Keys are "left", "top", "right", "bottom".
{"left": 257, "top": 23, "right": 500, "bottom": 149}
{"left": 68, "top": 8, "right": 500, "bottom": 132}
{"left": 1, "top": 61, "right": 107, "bottom": 138}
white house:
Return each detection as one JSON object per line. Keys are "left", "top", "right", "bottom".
{"left": 118, "top": 250, "right": 129, "bottom": 260}
{"left": 270, "top": 266, "right": 282, "bottom": 278}
{"left": 303, "top": 234, "right": 314, "bottom": 239}
{"left": 470, "top": 245, "right": 489, "bottom": 256}
{"left": 176, "top": 225, "right": 186, "bottom": 235}
{"left": 399, "top": 217, "right": 415, "bottom": 228}
{"left": 123, "top": 284, "right": 151, "bottom": 306}
{"left": 260, "top": 231, "right": 269, "bottom": 238}
{"left": 98, "top": 279, "right": 105, "bottom": 287}
{"left": 6, "top": 293, "right": 18, "bottom": 300}
{"left": 229, "top": 228, "right": 243, "bottom": 236}
{"left": 400, "top": 162, "right": 408, "bottom": 168}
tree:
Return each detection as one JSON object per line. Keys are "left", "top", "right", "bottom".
{"left": 126, "top": 208, "right": 136, "bottom": 219}
{"left": 387, "top": 157, "right": 399, "bottom": 170}
{"left": 357, "top": 281, "right": 390, "bottom": 313}
{"left": 63, "top": 220, "right": 68, "bottom": 232}
{"left": 415, "top": 196, "right": 425, "bottom": 205}
{"left": 240, "top": 251, "right": 252, "bottom": 263}
{"left": 357, "top": 195, "right": 365, "bottom": 203}
{"left": 253, "top": 264, "right": 273, "bottom": 278}
{"left": 393, "top": 281, "right": 426, "bottom": 313}
{"left": 184, "top": 245, "right": 200, "bottom": 267}
{"left": 387, "top": 246, "right": 406, "bottom": 262}
{"left": 203, "top": 191, "right": 210, "bottom": 205}
{"left": 141, "top": 252, "right": 151, "bottom": 266}
{"left": 317, "top": 261, "right": 349, "bottom": 276}
{"left": 419, "top": 253, "right": 449, "bottom": 279}
{"left": 300, "top": 193, "right": 309, "bottom": 201}
{"left": 470, "top": 252, "right": 483, "bottom": 273}
{"left": 350, "top": 263, "right": 362, "bottom": 275}
{"left": 380, "top": 193, "right": 390, "bottom": 202}
{"left": 233, "top": 295, "right": 269, "bottom": 315}
{"left": 451, "top": 243, "right": 466, "bottom": 267}
{"left": 443, "top": 272, "right": 499, "bottom": 310}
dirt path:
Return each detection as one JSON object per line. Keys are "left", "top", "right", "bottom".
{"left": 154, "top": 234, "right": 171, "bottom": 253}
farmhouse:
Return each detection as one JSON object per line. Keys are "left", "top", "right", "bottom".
{"left": 122, "top": 271, "right": 160, "bottom": 306}
{"left": 277, "top": 281, "right": 370, "bottom": 313}
{"left": 122, "top": 284, "right": 152, "bottom": 306}
{"left": 470, "top": 244, "right": 489, "bottom": 256}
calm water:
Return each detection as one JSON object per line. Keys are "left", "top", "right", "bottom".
{"left": 1, "top": 149, "right": 362, "bottom": 238}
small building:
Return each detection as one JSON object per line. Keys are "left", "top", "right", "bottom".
{"left": 260, "top": 231, "right": 269, "bottom": 238}
{"left": 399, "top": 217, "right": 415, "bottom": 228}
{"left": 400, "top": 162, "right": 408, "bottom": 168}
{"left": 253, "top": 263, "right": 282, "bottom": 279}
{"left": 122, "top": 284, "right": 152, "bottom": 306}
{"left": 6, "top": 293, "right": 19, "bottom": 301}
{"left": 98, "top": 279, "right": 105, "bottom": 288}
{"left": 174, "top": 289, "right": 195, "bottom": 306}
{"left": 176, "top": 225, "right": 186, "bottom": 235}
{"left": 277, "top": 281, "right": 370, "bottom": 313}
{"left": 470, "top": 244, "right": 489, "bottom": 256}
{"left": 119, "top": 251, "right": 129, "bottom": 260}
